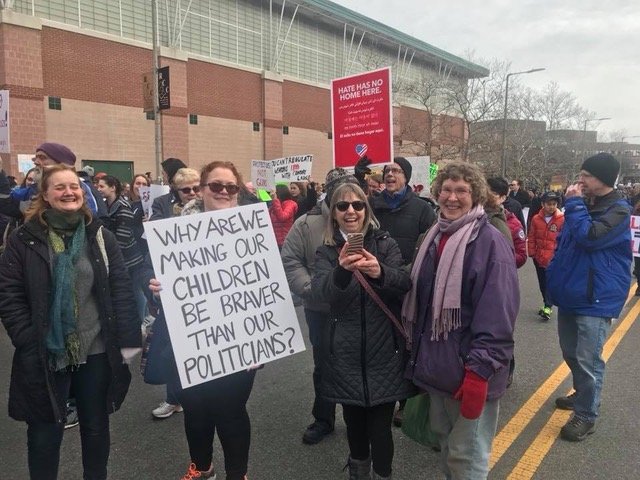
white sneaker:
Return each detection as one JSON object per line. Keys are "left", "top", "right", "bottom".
{"left": 152, "top": 401, "right": 183, "bottom": 419}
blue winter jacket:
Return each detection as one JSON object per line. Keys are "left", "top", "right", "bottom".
{"left": 546, "top": 191, "right": 632, "bottom": 318}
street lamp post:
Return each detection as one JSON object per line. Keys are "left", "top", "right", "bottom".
{"left": 500, "top": 68, "right": 545, "bottom": 177}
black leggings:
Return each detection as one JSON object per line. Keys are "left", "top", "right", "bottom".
{"left": 342, "top": 402, "right": 396, "bottom": 477}
{"left": 179, "top": 370, "right": 256, "bottom": 480}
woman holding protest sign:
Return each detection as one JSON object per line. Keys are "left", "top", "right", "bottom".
{"left": 311, "top": 182, "right": 414, "bottom": 480}
{"left": 148, "top": 161, "right": 256, "bottom": 480}
{"left": 0, "top": 164, "right": 141, "bottom": 479}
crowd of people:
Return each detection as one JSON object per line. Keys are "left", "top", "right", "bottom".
{"left": 0, "top": 143, "right": 634, "bottom": 479}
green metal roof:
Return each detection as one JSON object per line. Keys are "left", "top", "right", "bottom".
{"left": 299, "top": 0, "right": 489, "bottom": 78}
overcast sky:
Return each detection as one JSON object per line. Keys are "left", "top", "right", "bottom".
{"left": 334, "top": 0, "right": 640, "bottom": 141}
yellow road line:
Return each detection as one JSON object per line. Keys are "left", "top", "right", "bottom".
{"left": 490, "top": 285, "right": 637, "bottom": 470}
{"left": 505, "top": 295, "right": 640, "bottom": 479}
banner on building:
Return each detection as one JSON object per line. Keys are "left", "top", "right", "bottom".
{"left": 405, "top": 156, "right": 431, "bottom": 197}
{"left": 142, "top": 72, "right": 154, "bottom": 113}
{"left": 144, "top": 202, "right": 306, "bottom": 388}
{"left": 632, "top": 215, "right": 640, "bottom": 258}
{"left": 158, "top": 66, "right": 171, "bottom": 110}
{"left": 331, "top": 67, "right": 393, "bottom": 168}
{"left": 0, "top": 90, "right": 9, "bottom": 153}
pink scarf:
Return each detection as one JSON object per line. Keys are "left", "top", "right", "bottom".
{"left": 402, "top": 204, "right": 485, "bottom": 342}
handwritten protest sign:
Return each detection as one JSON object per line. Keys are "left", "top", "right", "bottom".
{"left": 139, "top": 184, "right": 171, "bottom": 218}
{"left": 632, "top": 215, "right": 640, "bottom": 258}
{"left": 144, "top": 202, "right": 306, "bottom": 388}
{"left": 273, "top": 155, "right": 312, "bottom": 183}
{"left": 405, "top": 156, "right": 431, "bottom": 198}
{"left": 251, "top": 160, "right": 276, "bottom": 191}
{"left": 331, "top": 67, "right": 393, "bottom": 168}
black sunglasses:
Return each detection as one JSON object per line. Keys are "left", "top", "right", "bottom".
{"left": 178, "top": 186, "right": 201, "bottom": 194}
{"left": 206, "top": 182, "right": 240, "bottom": 195}
{"left": 336, "top": 201, "right": 366, "bottom": 212}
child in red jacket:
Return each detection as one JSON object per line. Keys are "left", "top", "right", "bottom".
{"left": 527, "top": 191, "right": 564, "bottom": 320}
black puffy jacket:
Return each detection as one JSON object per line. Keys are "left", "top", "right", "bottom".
{"left": 312, "top": 229, "right": 415, "bottom": 407}
{"left": 0, "top": 218, "right": 141, "bottom": 423}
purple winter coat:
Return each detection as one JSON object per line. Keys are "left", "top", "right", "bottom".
{"left": 406, "top": 217, "right": 519, "bottom": 400}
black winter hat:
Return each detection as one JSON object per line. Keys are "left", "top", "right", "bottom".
{"left": 384, "top": 157, "right": 412, "bottom": 184}
{"left": 581, "top": 153, "right": 620, "bottom": 188}
{"left": 162, "top": 157, "right": 187, "bottom": 184}
{"left": 541, "top": 191, "right": 561, "bottom": 204}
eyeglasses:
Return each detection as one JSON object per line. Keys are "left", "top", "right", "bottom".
{"left": 205, "top": 182, "right": 240, "bottom": 195}
{"left": 509, "top": 183, "right": 517, "bottom": 187}
{"left": 34, "top": 153, "right": 49, "bottom": 161}
{"left": 178, "top": 186, "right": 201, "bottom": 194}
{"left": 385, "top": 167, "right": 404, "bottom": 175}
{"left": 439, "top": 187, "right": 471, "bottom": 198}
{"left": 335, "top": 201, "right": 366, "bottom": 212}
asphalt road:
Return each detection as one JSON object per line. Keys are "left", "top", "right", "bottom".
{"left": 1, "top": 260, "right": 639, "bottom": 479}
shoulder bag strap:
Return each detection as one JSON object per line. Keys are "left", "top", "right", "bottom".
{"left": 353, "top": 269, "right": 407, "bottom": 340}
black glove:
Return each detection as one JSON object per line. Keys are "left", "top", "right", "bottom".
{"left": 354, "top": 155, "right": 372, "bottom": 183}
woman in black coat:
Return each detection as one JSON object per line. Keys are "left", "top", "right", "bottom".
{"left": 0, "top": 164, "right": 141, "bottom": 480}
{"left": 312, "top": 183, "right": 414, "bottom": 480}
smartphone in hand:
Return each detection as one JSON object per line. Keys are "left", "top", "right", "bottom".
{"left": 345, "top": 232, "right": 364, "bottom": 255}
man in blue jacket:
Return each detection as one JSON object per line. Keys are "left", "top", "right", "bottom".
{"left": 547, "top": 153, "right": 632, "bottom": 441}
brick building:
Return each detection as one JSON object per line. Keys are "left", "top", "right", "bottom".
{"left": 0, "top": 0, "right": 487, "bottom": 182}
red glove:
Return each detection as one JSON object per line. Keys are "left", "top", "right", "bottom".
{"left": 454, "top": 369, "right": 488, "bottom": 419}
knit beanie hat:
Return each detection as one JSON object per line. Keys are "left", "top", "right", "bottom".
{"left": 581, "top": 153, "right": 620, "bottom": 187}
{"left": 36, "top": 142, "right": 76, "bottom": 166}
{"left": 384, "top": 157, "right": 412, "bottom": 183}
{"left": 162, "top": 157, "right": 187, "bottom": 184}
{"left": 324, "top": 167, "right": 358, "bottom": 206}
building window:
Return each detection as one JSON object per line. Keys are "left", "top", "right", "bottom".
{"left": 146, "top": 111, "right": 155, "bottom": 120}
{"left": 189, "top": 114, "right": 198, "bottom": 125}
{"left": 48, "top": 96, "right": 62, "bottom": 110}
{"left": 283, "top": 126, "right": 289, "bottom": 135}
{"left": 328, "top": 131, "right": 333, "bottom": 140}
{"left": 253, "top": 122, "right": 260, "bottom": 132}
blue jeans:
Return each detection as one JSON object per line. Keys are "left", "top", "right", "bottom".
{"left": 27, "top": 353, "right": 111, "bottom": 480}
{"left": 557, "top": 311, "right": 611, "bottom": 422}
{"left": 429, "top": 394, "right": 499, "bottom": 480}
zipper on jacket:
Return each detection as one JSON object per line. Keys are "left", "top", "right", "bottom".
{"left": 587, "top": 268, "right": 595, "bottom": 304}
{"left": 360, "top": 287, "right": 370, "bottom": 405}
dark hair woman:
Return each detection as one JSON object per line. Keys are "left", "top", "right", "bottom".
{"left": 312, "top": 182, "right": 414, "bottom": 480}
{"left": 0, "top": 164, "right": 141, "bottom": 479}
{"left": 21, "top": 167, "right": 38, "bottom": 189}
{"left": 149, "top": 160, "right": 257, "bottom": 480}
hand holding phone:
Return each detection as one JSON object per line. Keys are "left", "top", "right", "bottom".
{"left": 345, "top": 232, "right": 364, "bottom": 255}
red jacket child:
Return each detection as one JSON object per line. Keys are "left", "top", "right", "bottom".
{"left": 527, "top": 201, "right": 564, "bottom": 268}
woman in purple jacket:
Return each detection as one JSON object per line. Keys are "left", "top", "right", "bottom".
{"left": 402, "top": 162, "right": 520, "bottom": 479}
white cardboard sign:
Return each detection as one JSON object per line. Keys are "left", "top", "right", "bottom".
{"left": 632, "top": 215, "right": 640, "bottom": 258}
{"left": 139, "top": 184, "right": 170, "bottom": 218}
{"left": 405, "top": 156, "right": 431, "bottom": 197}
{"left": 0, "top": 90, "right": 9, "bottom": 154}
{"left": 144, "top": 202, "right": 306, "bottom": 388}
{"left": 251, "top": 160, "right": 276, "bottom": 191}
{"left": 273, "top": 154, "right": 313, "bottom": 183}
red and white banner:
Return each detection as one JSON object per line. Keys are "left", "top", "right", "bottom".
{"left": 331, "top": 67, "right": 393, "bottom": 168}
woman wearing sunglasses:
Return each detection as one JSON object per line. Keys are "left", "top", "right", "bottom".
{"left": 311, "top": 183, "right": 414, "bottom": 480}
{"left": 149, "top": 161, "right": 254, "bottom": 480}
